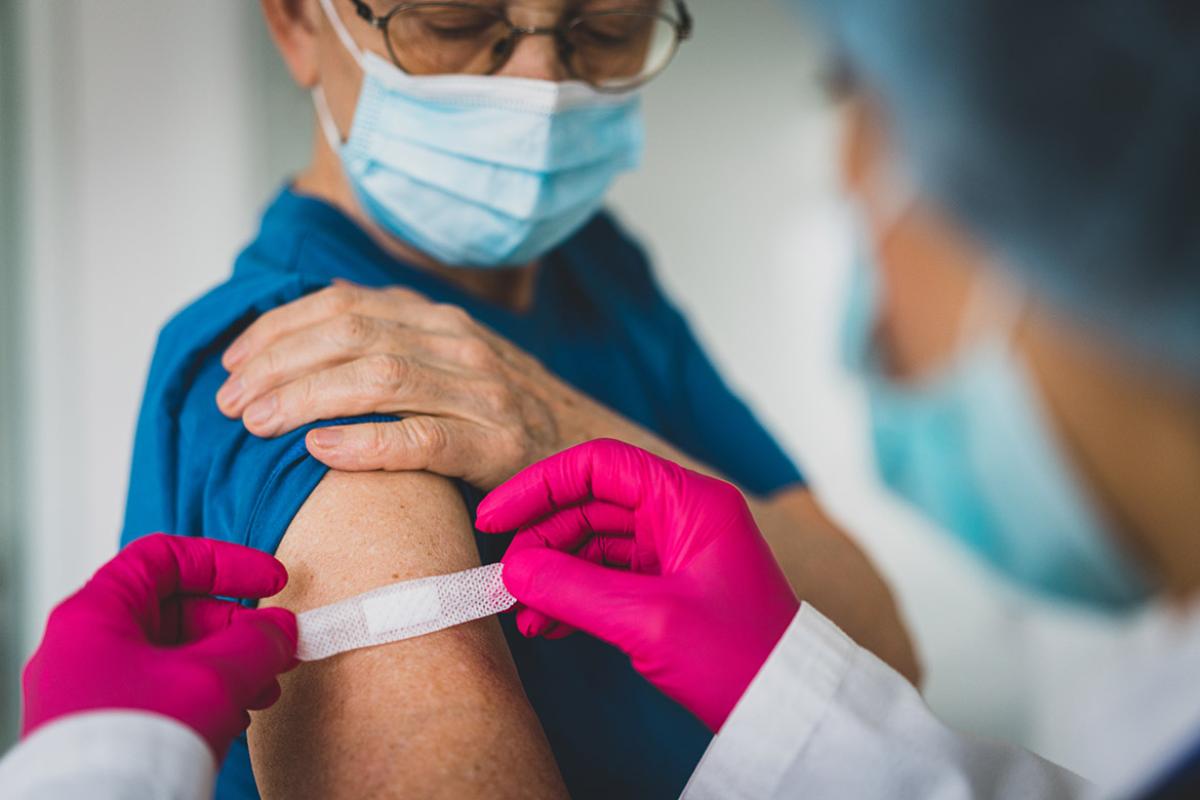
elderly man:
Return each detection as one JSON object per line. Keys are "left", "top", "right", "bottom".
{"left": 121, "top": 1, "right": 915, "bottom": 797}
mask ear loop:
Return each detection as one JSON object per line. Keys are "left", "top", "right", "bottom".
{"left": 858, "top": 150, "right": 920, "bottom": 250}
{"left": 318, "top": 0, "right": 366, "bottom": 68}
{"left": 312, "top": 87, "right": 346, "bottom": 149}
{"left": 313, "top": 0, "right": 365, "bottom": 150}
{"left": 848, "top": 150, "right": 920, "bottom": 368}
{"left": 956, "top": 266, "right": 1029, "bottom": 355}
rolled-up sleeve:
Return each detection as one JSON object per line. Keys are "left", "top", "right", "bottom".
{"left": 683, "top": 606, "right": 1090, "bottom": 799}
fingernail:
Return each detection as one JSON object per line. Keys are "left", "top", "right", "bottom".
{"left": 224, "top": 339, "right": 248, "bottom": 368}
{"left": 309, "top": 428, "right": 344, "bottom": 448}
{"left": 244, "top": 395, "right": 277, "bottom": 429}
{"left": 217, "top": 377, "right": 244, "bottom": 410}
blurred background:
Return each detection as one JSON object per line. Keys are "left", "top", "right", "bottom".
{"left": 0, "top": 0, "right": 1131, "bottom": 776}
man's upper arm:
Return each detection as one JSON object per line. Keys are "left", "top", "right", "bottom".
{"left": 249, "top": 469, "right": 566, "bottom": 799}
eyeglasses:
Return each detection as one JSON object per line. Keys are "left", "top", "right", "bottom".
{"left": 347, "top": 0, "right": 693, "bottom": 92}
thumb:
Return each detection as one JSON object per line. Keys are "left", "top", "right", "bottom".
{"left": 308, "top": 418, "right": 481, "bottom": 481}
{"left": 502, "top": 548, "right": 659, "bottom": 653}
{"left": 190, "top": 607, "right": 298, "bottom": 705}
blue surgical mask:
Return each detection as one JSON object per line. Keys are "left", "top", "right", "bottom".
{"left": 315, "top": 0, "right": 644, "bottom": 268}
{"left": 842, "top": 234, "right": 1153, "bottom": 612}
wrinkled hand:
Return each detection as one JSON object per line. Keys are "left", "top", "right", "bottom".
{"left": 476, "top": 440, "right": 800, "bottom": 732}
{"left": 21, "top": 534, "right": 298, "bottom": 760}
{"left": 216, "top": 282, "right": 607, "bottom": 490}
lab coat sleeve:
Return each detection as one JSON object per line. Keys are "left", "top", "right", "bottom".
{"left": 0, "top": 711, "right": 215, "bottom": 799}
{"left": 682, "top": 605, "right": 1091, "bottom": 799}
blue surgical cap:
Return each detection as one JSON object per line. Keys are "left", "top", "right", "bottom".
{"left": 804, "top": 0, "right": 1200, "bottom": 381}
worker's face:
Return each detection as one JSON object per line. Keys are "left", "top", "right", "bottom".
{"left": 837, "top": 94, "right": 999, "bottom": 382}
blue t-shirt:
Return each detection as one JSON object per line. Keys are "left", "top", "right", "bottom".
{"left": 121, "top": 188, "right": 803, "bottom": 799}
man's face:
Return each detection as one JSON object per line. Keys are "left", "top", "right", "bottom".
{"left": 289, "top": 0, "right": 669, "bottom": 160}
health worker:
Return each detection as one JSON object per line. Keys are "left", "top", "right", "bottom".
{"left": 473, "top": 1, "right": 1200, "bottom": 798}
{"left": 0, "top": 536, "right": 298, "bottom": 799}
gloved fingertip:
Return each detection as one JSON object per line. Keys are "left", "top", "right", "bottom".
{"left": 256, "top": 607, "right": 299, "bottom": 651}
{"left": 269, "top": 559, "right": 289, "bottom": 595}
{"left": 515, "top": 609, "right": 543, "bottom": 639}
{"left": 473, "top": 500, "right": 500, "bottom": 532}
{"left": 498, "top": 549, "right": 535, "bottom": 597}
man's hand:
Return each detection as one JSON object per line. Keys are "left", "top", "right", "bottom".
{"left": 477, "top": 440, "right": 801, "bottom": 732}
{"left": 21, "top": 534, "right": 298, "bottom": 760}
{"left": 216, "top": 282, "right": 618, "bottom": 490}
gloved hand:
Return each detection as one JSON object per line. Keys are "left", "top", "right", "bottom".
{"left": 476, "top": 439, "right": 800, "bottom": 732}
{"left": 21, "top": 534, "right": 298, "bottom": 760}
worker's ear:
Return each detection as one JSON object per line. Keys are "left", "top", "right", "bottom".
{"left": 260, "top": 0, "right": 323, "bottom": 89}
{"left": 838, "top": 94, "right": 890, "bottom": 206}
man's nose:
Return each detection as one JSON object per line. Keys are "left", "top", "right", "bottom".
{"left": 494, "top": 30, "right": 571, "bottom": 82}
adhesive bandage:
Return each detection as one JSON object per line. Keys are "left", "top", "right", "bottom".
{"left": 296, "top": 563, "right": 517, "bottom": 661}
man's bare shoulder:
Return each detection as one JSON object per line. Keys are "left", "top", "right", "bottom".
{"left": 250, "top": 469, "right": 566, "bottom": 800}
{"left": 272, "top": 469, "right": 481, "bottom": 607}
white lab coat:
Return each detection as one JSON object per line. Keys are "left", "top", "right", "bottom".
{"left": 0, "top": 711, "right": 214, "bottom": 799}
{"left": 682, "top": 603, "right": 1200, "bottom": 799}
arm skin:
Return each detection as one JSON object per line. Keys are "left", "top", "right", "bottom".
{"left": 250, "top": 470, "right": 568, "bottom": 799}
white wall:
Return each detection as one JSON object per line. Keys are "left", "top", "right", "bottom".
{"left": 16, "top": 0, "right": 283, "bottom": 646}
{"left": 10, "top": 0, "right": 1127, "bottom": 774}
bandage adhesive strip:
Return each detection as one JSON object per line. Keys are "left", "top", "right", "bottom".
{"left": 296, "top": 563, "right": 517, "bottom": 661}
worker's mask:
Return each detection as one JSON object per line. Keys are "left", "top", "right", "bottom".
{"left": 841, "top": 160, "right": 1153, "bottom": 611}
{"left": 314, "top": 0, "right": 643, "bottom": 268}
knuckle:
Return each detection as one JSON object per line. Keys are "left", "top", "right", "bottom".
{"left": 250, "top": 348, "right": 282, "bottom": 384}
{"left": 408, "top": 417, "right": 448, "bottom": 457}
{"left": 275, "top": 385, "right": 306, "bottom": 423}
{"left": 319, "top": 284, "right": 357, "bottom": 313}
{"left": 492, "top": 431, "right": 527, "bottom": 475}
{"left": 434, "top": 303, "right": 472, "bottom": 331}
{"left": 385, "top": 285, "right": 425, "bottom": 303}
{"left": 476, "top": 379, "right": 513, "bottom": 415}
{"left": 44, "top": 601, "right": 75, "bottom": 632}
{"left": 331, "top": 313, "right": 373, "bottom": 348}
{"left": 364, "top": 424, "right": 393, "bottom": 457}
{"left": 456, "top": 338, "right": 495, "bottom": 370}
{"left": 362, "top": 353, "right": 407, "bottom": 389}
{"left": 272, "top": 376, "right": 311, "bottom": 420}
{"left": 589, "top": 438, "right": 628, "bottom": 460}
{"left": 710, "top": 478, "right": 747, "bottom": 510}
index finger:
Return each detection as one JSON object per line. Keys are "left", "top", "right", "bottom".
{"left": 476, "top": 439, "right": 674, "bottom": 532}
{"left": 222, "top": 283, "right": 427, "bottom": 370}
{"left": 96, "top": 535, "right": 289, "bottom": 612}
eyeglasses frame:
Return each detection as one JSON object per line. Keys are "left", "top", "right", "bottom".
{"left": 346, "top": 0, "right": 694, "bottom": 91}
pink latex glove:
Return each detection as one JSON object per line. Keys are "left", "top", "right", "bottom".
{"left": 476, "top": 439, "right": 800, "bottom": 732}
{"left": 21, "top": 534, "right": 298, "bottom": 760}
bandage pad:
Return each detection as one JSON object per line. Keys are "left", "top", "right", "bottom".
{"left": 296, "top": 563, "right": 517, "bottom": 661}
